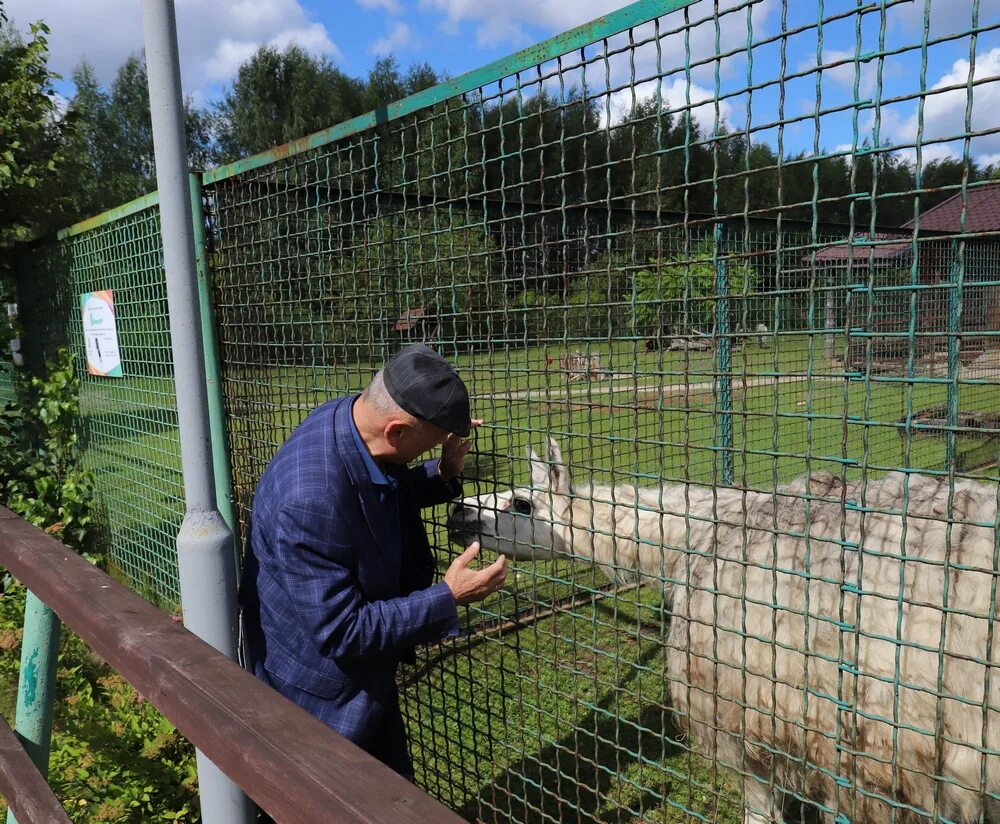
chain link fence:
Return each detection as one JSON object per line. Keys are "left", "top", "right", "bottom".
{"left": 201, "top": 0, "right": 1000, "bottom": 820}
{"left": 12, "top": 0, "right": 1000, "bottom": 820}
{"left": 15, "top": 195, "right": 186, "bottom": 604}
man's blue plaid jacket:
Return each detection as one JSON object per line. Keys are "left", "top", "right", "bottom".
{"left": 239, "top": 395, "right": 461, "bottom": 749}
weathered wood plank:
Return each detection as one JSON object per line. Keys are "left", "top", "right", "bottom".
{"left": 0, "top": 507, "right": 467, "bottom": 824}
{"left": 0, "top": 711, "right": 72, "bottom": 824}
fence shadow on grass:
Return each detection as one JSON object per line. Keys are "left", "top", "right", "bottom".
{"left": 459, "top": 643, "right": 693, "bottom": 824}
{"left": 78, "top": 407, "right": 178, "bottom": 452}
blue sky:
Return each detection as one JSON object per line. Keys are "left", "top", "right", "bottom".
{"left": 6, "top": 0, "right": 1000, "bottom": 164}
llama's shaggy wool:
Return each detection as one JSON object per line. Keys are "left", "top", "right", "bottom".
{"left": 449, "top": 450, "right": 1000, "bottom": 823}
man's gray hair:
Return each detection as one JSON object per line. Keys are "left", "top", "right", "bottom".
{"left": 362, "top": 369, "right": 411, "bottom": 419}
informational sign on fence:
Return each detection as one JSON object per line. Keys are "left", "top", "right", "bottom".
{"left": 80, "top": 290, "right": 123, "bottom": 378}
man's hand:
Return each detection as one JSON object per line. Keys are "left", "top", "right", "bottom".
{"left": 444, "top": 541, "right": 507, "bottom": 606}
{"left": 438, "top": 418, "right": 483, "bottom": 481}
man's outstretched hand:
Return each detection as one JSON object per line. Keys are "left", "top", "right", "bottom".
{"left": 438, "top": 419, "right": 483, "bottom": 481}
{"left": 444, "top": 542, "right": 507, "bottom": 606}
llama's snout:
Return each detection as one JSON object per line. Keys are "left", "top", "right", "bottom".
{"left": 446, "top": 501, "right": 482, "bottom": 546}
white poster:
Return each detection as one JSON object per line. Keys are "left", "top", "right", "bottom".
{"left": 7, "top": 303, "right": 21, "bottom": 366}
{"left": 81, "top": 290, "right": 123, "bottom": 378}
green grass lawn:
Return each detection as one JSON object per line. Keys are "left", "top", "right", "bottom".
{"left": 401, "top": 343, "right": 998, "bottom": 823}
{"left": 73, "top": 336, "right": 1000, "bottom": 822}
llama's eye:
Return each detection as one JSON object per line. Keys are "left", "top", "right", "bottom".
{"left": 512, "top": 498, "right": 533, "bottom": 515}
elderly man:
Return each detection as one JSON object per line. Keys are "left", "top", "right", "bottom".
{"left": 239, "top": 344, "right": 506, "bottom": 782}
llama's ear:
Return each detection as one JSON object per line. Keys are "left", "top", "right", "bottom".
{"left": 528, "top": 446, "right": 548, "bottom": 489}
{"left": 546, "top": 437, "right": 570, "bottom": 495}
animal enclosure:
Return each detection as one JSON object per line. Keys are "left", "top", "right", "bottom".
{"left": 12, "top": 0, "right": 1000, "bottom": 821}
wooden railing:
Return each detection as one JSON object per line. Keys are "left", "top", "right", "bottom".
{"left": 0, "top": 507, "right": 467, "bottom": 824}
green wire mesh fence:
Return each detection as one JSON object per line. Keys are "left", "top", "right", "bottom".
{"left": 203, "top": 0, "right": 1000, "bottom": 820}
{"left": 15, "top": 196, "right": 185, "bottom": 604}
{"left": 0, "top": 301, "right": 18, "bottom": 404}
{"left": 12, "top": 0, "right": 1000, "bottom": 820}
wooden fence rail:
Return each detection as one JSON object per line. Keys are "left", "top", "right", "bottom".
{"left": 0, "top": 507, "right": 467, "bottom": 824}
{"left": 0, "top": 710, "right": 71, "bottom": 824}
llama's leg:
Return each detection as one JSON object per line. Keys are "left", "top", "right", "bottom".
{"left": 743, "top": 776, "right": 782, "bottom": 824}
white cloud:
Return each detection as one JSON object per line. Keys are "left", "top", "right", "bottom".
{"left": 797, "top": 49, "right": 909, "bottom": 105}
{"left": 420, "top": 0, "right": 628, "bottom": 39}
{"left": 474, "top": 17, "right": 529, "bottom": 48}
{"left": 603, "top": 77, "right": 733, "bottom": 133}
{"left": 886, "top": 47, "right": 1000, "bottom": 164}
{"left": 202, "top": 39, "right": 261, "bottom": 83}
{"left": 2, "top": 0, "right": 342, "bottom": 96}
{"left": 369, "top": 22, "right": 413, "bottom": 56}
{"left": 592, "top": 0, "right": 773, "bottom": 131}
{"left": 270, "top": 23, "right": 342, "bottom": 58}
{"left": 429, "top": 0, "right": 771, "bottom": 136}
{"left": 891, "top": 0, "right": 1000, "bottom": 38}
{"left": 357, "top": 0, "right": 403, "bottom": 13}
{"left": 47, "top": 92, "right": 70, "bottom": 118}
{"left": 893, "top": 143, "right": 966, "bottom": 167}
{"left": 801, "top": 49, "right": 877, "bottom": 96}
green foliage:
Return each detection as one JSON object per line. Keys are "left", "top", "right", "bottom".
{"left": 0, "top": 348, "right": 96, "bottom": 552}
{"left": 50, "top": 55, "right": 213, "bottom": 222}
{"left": 560, "top": 262, "right": 632, "bottom": 340}
{"left": 364, "top": 55, "right": 439, "bottom": 110}
{"left": 212, "top": 44, "right": 366, "bottom": 161}
{"left": 49, "top": 636, "right": 198, "bottom": 822}
{"left": 632, "top": 251, "right": 756, "bottom": 339}
{"left": 211, "top": 49, "right": 444, "bottom": 165}
{"left": 0, "top": 580, "right": 198, "bottom": 823}
{"left": 475, "top": 87, "right": 606, "bottom": 206}
{"left": 524, "top": 249, "right": 758, "bottom": 343}
{"left": 329, "top": 215, "right": 501, "bottom": 353}
{"left": 0, "top": 14, "right": 68, "bottom": 249}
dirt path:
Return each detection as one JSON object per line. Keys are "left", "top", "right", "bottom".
{"left": 475, "top": 372, "right": 843, "bottom": 402}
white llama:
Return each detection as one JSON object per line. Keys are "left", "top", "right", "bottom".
{"left": 446, "top": 438, "right": 1000, "bottom": 823}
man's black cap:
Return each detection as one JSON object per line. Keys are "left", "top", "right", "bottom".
{"left": 383, "top": 344, "right": 471, "bottom": 437}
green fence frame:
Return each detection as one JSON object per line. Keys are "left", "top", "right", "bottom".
{"left": 13, "top": 179, "right": 236, "bottom": 606}
{"left": 11, "top": 0, "right": 1000, "bottom": 821}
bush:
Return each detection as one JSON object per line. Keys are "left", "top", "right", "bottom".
{"left": 0, "top": 344, "right": 198, "bottom": 822}
{"left": 0, "top": 347, "right": 96, "bottom": 554}
{"left": 632, "top": 251, "right": 756, "bottom": 341}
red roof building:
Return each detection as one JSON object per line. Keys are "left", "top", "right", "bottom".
{"left": 811, "top": 181, "right": 1000, "bottom": 367}
{"left": 903, "top": 180, "right": 1000, "bottom": 233}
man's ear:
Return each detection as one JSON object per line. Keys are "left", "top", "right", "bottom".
{"left": 384, "top": 419, "right": 409, "bottom": 449}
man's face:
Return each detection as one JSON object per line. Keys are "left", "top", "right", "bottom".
{"left": 385, "top": 417, "right": 450, "bottom": 465}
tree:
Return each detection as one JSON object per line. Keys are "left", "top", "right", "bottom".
{"left": 364, "top": 56, "right": 439, "bottom": 110}
{"left": 632, "top": 249, "right": 756, "bottom": 341}
{"left": 50, "top": 54, "right": 213, "bottom": 221}
{"left": 916, "top": 157, "right": 983, "bottom": 212}
{"left": 609, "top": 94, "right": 748, "bottom": 216}
{"left": 0, "top": 10, "right": 67, "bottom": 250}
{"left": 213, "top": 45, "right": 365, "bottom": 161}
{"left": 324, "top": 213, "right": 501, "bottom": 357}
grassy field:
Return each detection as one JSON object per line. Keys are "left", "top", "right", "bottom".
{"left": 72, "top": 335, "right": 1000, "bottom": 822}
{"left": 75, "top": 376, "right": 186, "bottom": 605}
{"left": 403, "top": 340, "right": 998, "bottom": 824}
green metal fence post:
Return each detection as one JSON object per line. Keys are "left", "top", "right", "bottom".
{"left": 714, "top": 221, "right": 734, "bottom": 486}
{"left": 189, "top": 172, "right": 238, "bottom": 539}
{"left": 6, "top": 591, "right": 61, "bottom": 824}
{"left": 947, "top": 238, "right": 962, "bottom": 472}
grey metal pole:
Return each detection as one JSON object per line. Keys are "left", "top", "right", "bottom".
{"left": 825, "top": 271, "right": 837, "bottom": 362}
{"left": 139, "top": 2, "right": 255, "bottom": 821}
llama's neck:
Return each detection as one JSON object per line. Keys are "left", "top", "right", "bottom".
{"left": 559, "top": 482, "right": 729, "bottom": 585}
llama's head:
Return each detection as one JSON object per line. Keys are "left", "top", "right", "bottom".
{"left": 447, "top": 437, "right": 573, "bottom": 560}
